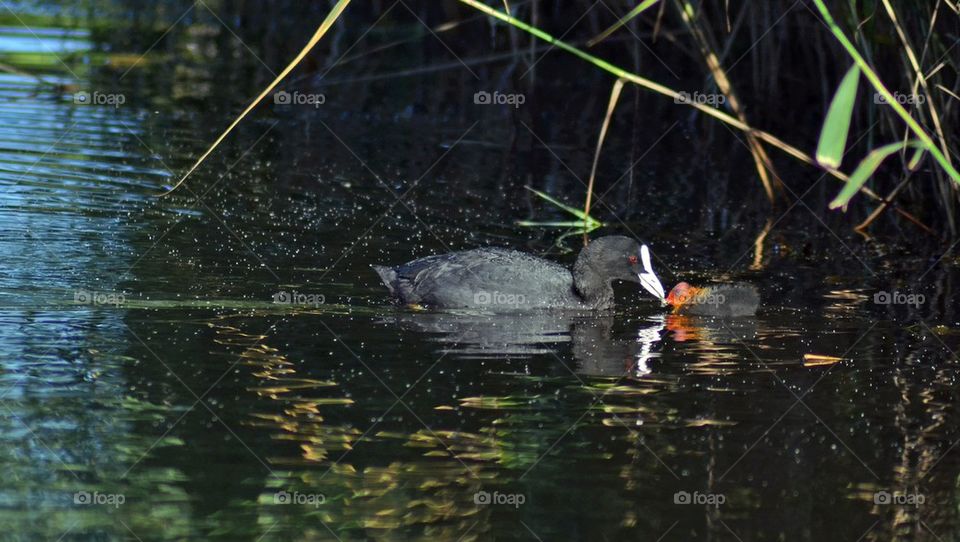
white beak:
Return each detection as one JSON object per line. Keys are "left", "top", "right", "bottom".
{"left": 637, "top": 245, "right": 666, "bottom": 304}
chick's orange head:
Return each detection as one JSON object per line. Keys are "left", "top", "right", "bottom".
{"left": 666, "top": 282, "right": 700, "bottom": 308}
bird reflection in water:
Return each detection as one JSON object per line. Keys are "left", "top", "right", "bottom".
{"left": 382, "top": 311, "right": 667, "bottom": 380}
{"left": 665, "top": 314, "right": 759, "bottom": 344}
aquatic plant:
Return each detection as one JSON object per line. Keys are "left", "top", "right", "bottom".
{"left": 166, "top": 0, "right": 960, "bottom": 235}
{"left": 810, "top": 0, "right": 959, "bottom": 216}
{"left": 456, "top": 0, "right": 958, "bottom": 234}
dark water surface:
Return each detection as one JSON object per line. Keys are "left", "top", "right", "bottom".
{"left": 2, "top": 4, "right": 960, "bottom": 541}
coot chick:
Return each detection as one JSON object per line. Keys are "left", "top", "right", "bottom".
{"left": 665, "top": 282, "right": 759, "bottom": 316}
{"left": 373, "top": 236, "right": 665, "bottom": 311}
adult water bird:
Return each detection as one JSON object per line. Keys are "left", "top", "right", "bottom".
{"left": 373, "top": 236, "right": 666, "bottom": 311}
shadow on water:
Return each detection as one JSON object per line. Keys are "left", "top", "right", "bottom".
{"left": 2, "top": 1, "right": 960, "bottom": 541}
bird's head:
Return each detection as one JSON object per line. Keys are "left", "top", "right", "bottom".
{"left": 666, "top": 282, "right": 702, "bottom": 311}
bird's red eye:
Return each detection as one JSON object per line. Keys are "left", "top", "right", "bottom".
{"left": 628, "top": 255, "right": 638, "bottom": 264}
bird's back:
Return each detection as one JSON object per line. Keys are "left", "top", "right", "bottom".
{"left": 684, "top": 284, "right": 760, "bottom": 316}
{"left": 375, "top": 247, "right": 583, "bottom": 310}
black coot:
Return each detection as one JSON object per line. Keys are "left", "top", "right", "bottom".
{"left": 373, "top": 236, "right": 664, "bottom": 311}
